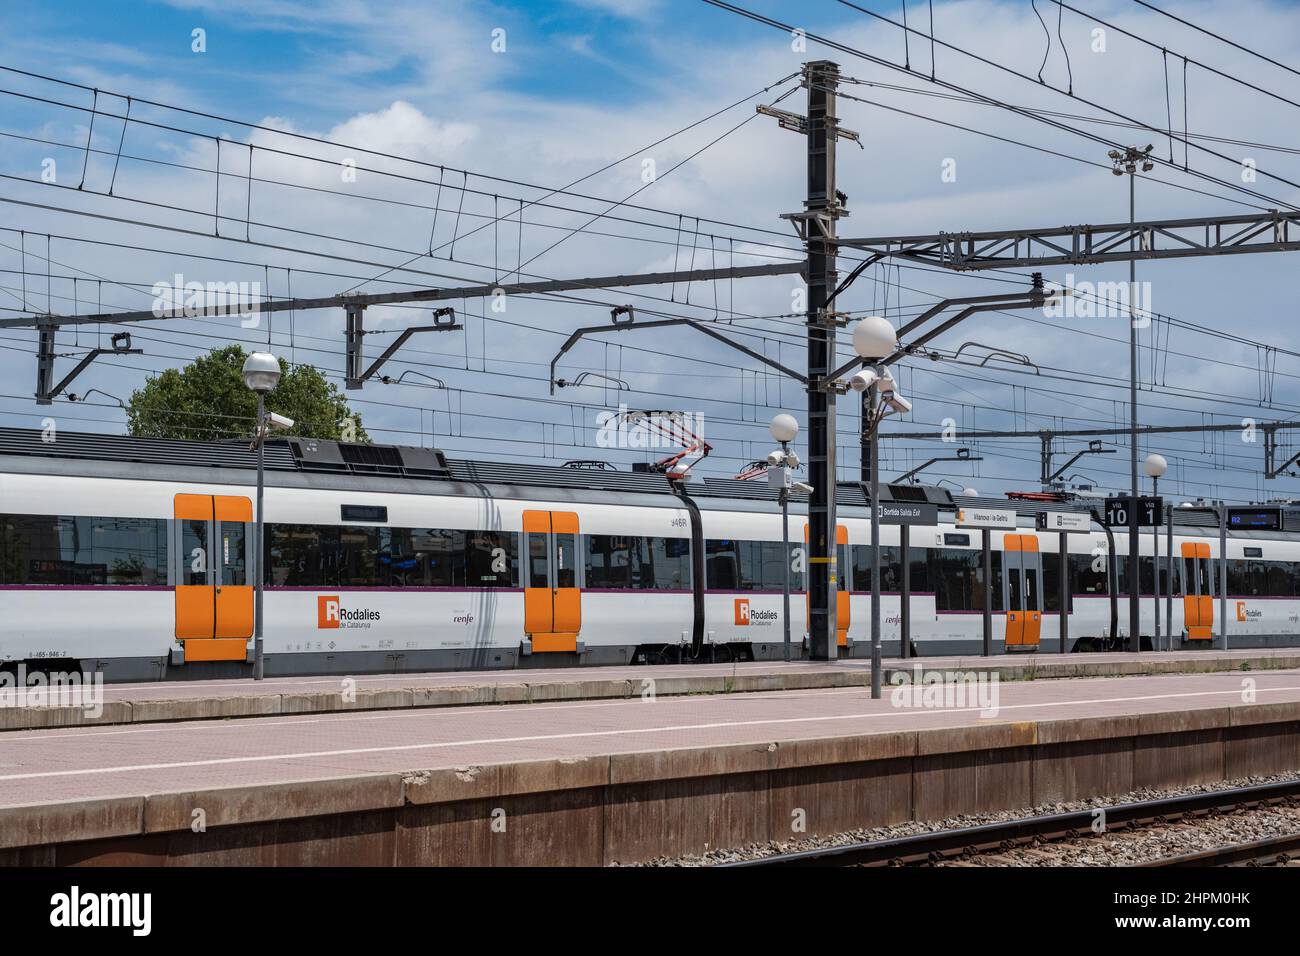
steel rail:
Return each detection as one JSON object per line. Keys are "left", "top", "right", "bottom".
{"left": 720, "top": 779, "right": 1300, "bottom": 867}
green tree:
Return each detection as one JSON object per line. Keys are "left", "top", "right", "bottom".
{"left": 125, "top": 345, "right": 370, "bottom": 443}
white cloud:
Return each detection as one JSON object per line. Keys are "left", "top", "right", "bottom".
{"left": 566, "top": 0, "right": 661, "bottom": 20}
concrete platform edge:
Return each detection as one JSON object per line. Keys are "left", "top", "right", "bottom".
{"left": 4, "top": 651, "right": 1298, "bottom": 733}
{"left": 4, "top": 698, "right": 1299, "bottom": 860}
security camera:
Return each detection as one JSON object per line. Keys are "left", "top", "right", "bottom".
{"left": 766, "top": 450, "right": 784, "bottom": 466}
{"left": 849, "top": 369, "right": 879, "bottom": 393}
{"left": 792, "top": 481, "right": 814, "bottom": 495}
{"left": 785, "top": 451, "right": 800, "bottom": 469}
{"left": 881, "top": 392, "right": 912, "bottom": 415}
{"left": 266, "top": 411, "right": 295, "bottom": 431}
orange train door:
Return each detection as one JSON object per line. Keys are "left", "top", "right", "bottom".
{"left": 804, "top": 524, "right": 850, "bottom": 647}
{"left": 523, "top": 510, "right": 582, "bottom": 652}
{"left": 1181, "top": 542, "right": 1214, "bottom": 640}
{"left": 174, "top": 493, "right": 253, "bottom": 661}
{"left": 1003, "top": 534, "right": 1042, "bottom": 650}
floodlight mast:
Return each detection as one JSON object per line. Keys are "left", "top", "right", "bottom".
{"left": 241, "top": 350, "right": 283, "bottom": 682}
{"left": 851, "top": 316, "right": 903, "bottom": 700}
{"left": 769, "top": 413, "right": 802, "bottom": 663}
{"left": 1143, "top": 453, "right": 1168, "bottom": 648}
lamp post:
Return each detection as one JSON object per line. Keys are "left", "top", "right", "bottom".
{"left": 769, "top": 413, "right": 804, "bottom": 663}
{"left": 849, "top": 316, "right": 906, "bottom": 700}
{"left": 242, "top": 350, "right": 283, "bottom": 681}
{"left": 1143, "top": 453, "right": 1168, "bottom": 651}
{"left": 1109, "top": 145, "right": 1155, "bottom": 652}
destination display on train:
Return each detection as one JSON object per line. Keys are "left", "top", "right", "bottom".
{"left": 1226, "top": 507, "right": 1283, "bottom": 531}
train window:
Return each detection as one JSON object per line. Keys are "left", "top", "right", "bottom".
{"left": 1187, "top": 556, "right": 1215, "bottom": 597}
{"left": 1116, "top": 556, "right": 1158, "bottom": 596}
{"left": 266, "top": 524, "right": 518, "bottom": 588}
{"left": 180, "top": 517, "right": 210, "bottom": 586}
{"left": 1042, "top": 558, "right": 1072, "bottom": 613}
{"left": 1068, "top": 552, "right": 1107, "bottom": 595}
{"left": 553, "top": 533, "right": 577, "bottom": 589}
{"left": 642, "top": 537, "right": 691, "bottom": 590}
{"left": 908, "top": 548, "right": 931, "bottom": 593}
{"left": 1265, "top": 561, "right": 1297, "bottom": 597}
{"left": 1158, "top": 560, "right": 1173, "bottom": 598}
{"left": 867, "top": 544, "right": 928, "bottom": 594}
{"left": 1227, "top": 559, "right": 1266, "bottom": 597}
{"left": 1024, "top": 565, "right": 1039, "bottom": 612}
{"left": 526, "top": 532, "right": 548, "bottom": 589}
{"left": 586, "top": 535, "right": 632, "bottom": 588}
{"left": 220, "top": 522, "right": 248, "bottom": 586}
{"left": 850, "top": 545, "right": 902, "bottom": 592}
{"left": 466, "top": 531, "right": 518, "bottom": 587}
{"left": 705, "top": 539, "right": 793, "bottom": 591}
{"left": 1006, "top": 559, "right": 1022, "bottom": 610}
{"left": 932, "top": 548, "right": 1001, "bottom": 612}
{"left": 0, "top": 514, "right": 168, "bottom": 586}
{"left": 584, "top": 536, "right": 691, "bottom": 590}
{"left": 705, "top": 539, "right": 739, "bottom": 589}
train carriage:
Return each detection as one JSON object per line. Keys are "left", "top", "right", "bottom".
{"left": 3, "top": 426, "right": 1300, "bottom": 681}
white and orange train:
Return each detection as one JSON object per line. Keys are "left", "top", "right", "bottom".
{"left": 1, "top": 427, "right": 1298, "bottom": 681}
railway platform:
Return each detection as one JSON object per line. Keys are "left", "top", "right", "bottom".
{"left": 3, "top": 647, "right": 1299, "bottom": 732}
{"left": 1, "top": 666, "right": 1298, "bottom": 865}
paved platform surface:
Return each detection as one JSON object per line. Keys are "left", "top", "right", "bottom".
{"left": 1, "top": 668, "right": 1297, "bottom": 812}
{"left": 5, "top": 647, "right": 1298, "bottom": 731}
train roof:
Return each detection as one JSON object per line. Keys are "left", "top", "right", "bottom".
{"left": 0, "top": 426, "right": 1292, "bottom": 533}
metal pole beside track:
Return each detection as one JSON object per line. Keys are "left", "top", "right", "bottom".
{"left": 1219, "top": 502, "right": 1229, "bottom": 651}
{"left": 254, "top": 393, "right": 266, "bottom": 681}
{"left": 1153, "top": 475, "right": 1160, "bottom": 650}
{"left": 1129, "top": 168, "right": 1141, "bottom": 654}
{"left": 900, "top": 524, "right": 911, "bottom": 660}
{"left": 982, "top": 529, "right": 992, "bottom": 656}
{"left": 1166, "top": 503, "right": 1174, "bottom": 651}
{"left": 804, "top": 60, "right": 841, "bottom": 663}
{"left": 781, "top": 486, "right": 791, "bottom": 663}
{"left": 1060, "top": 530, "right": 1068, "bottom": 654}
{"left": 870, "top": 378, "right": 882, "bottom": 698}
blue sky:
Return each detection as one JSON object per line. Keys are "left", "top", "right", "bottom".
{"left": 3, "top": 0, "right": 1300, "bottom": 504}
{"left": 13, "top": 0, "right": 741, "bottom": 118}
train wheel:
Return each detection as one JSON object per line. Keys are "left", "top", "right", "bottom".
{"left": 657, "top": 645, "right": 681, "bottom": 665}
{"left": 711, "top": 644, "right": 733, "bottom": 664}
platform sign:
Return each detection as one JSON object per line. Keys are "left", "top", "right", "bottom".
{"left": 1226, "top": 507, "right": 1282, "bottom": 531}
{"left": 955, "top": 507, "right": 1017, "bottom": 530}
{"left": 1037, "top": 511, "right": 1091, "bottom": 533}
{"left": 1105, "top": 495, "right": 1163, "bottom": 528}
{"left": 876, "top": 502, "right": 938, "bottom": 525}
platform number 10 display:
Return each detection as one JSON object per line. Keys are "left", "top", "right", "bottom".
{"left": 1104, "top": 496, "right": 1163, "bottom": 528}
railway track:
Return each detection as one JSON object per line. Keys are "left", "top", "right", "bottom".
{"left": 1142, "top": 830, "right": 1300, "bottom": 867}
{"left": 720, "top": 779, "right": 1300, "bottom": 867}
